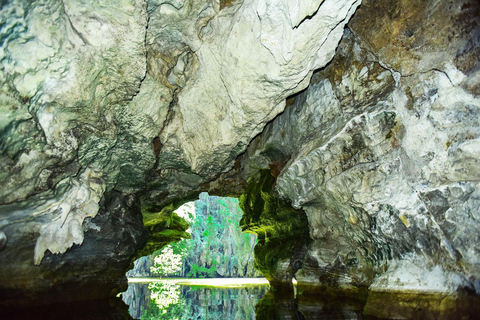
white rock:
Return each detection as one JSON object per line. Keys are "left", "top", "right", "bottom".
{"left": 33, "top": 168, "right": 106, "bottom": 265}
{"left": 370, "top": 253, "right": 467, "bottom": 293}
{"left": 156, "top": 0, "right": 361, "bottom": 176}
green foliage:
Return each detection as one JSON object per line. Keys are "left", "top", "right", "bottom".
{"left": 239, "top": 169, "right": 310, "bottom": 281}
{"left": 181, "top": 193, "right": 260, "bottom": 277}
{"left": 150, "top": 246, "right": 185, "bottom": 277}
{"left": 147, "top": 193, "right": 261, "bottom": 278}
{"left": 186, "top": 263, "right": 217, "bottom": 278}
{"left": 132, "top": 204, "right": 191, "bottom": 265}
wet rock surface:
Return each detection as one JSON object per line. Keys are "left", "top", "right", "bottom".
{"left": 239, "top": 170, "right": 310, "bottom": 289}
{"left": 0, "top": 191, "right": 147, "bottom": 307}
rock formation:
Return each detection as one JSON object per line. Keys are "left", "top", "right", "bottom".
{"left": 128, "top": 194, "right": 261, "bottom": 278}
{"left": 1, "top": 0, "right": 479, "bottom": 316}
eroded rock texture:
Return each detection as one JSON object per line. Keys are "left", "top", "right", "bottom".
{"left": 239, "top": 169, "right": 309, "bottom": 289}
{"left": 240, "top": 0, "right": 480, "bottom": 302}
{"left": 0, "top": 0, "right": 359, "bottom": 306}
{"left": 0, "top": 0, "right": 479, "bottom": 312}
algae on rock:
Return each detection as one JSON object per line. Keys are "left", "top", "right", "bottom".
{"left": 132, "top": 203, "right": 191, "bottom": 265}
{"left": 239, "top": 169, "right": 310, "bottom": 289}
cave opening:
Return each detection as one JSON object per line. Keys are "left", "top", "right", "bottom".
{"left": 127, "top": 192, "right": 262, "bottom": 279}
{"left": 121, "top": 193, "right": 272, "bottom": 319}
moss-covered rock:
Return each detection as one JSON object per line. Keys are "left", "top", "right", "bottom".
{"left": 239, "top": 169, "right": 310, "bottom": 289}
{"left": 131, "top": 203, "right": 191, "bottom": 266}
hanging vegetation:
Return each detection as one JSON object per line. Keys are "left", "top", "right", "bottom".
{"left": 129, "top": 193, "right": 262, "bottom": 278}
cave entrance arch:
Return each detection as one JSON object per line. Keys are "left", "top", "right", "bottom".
{"left": 127, "top": 169, "right": 310, "bottom": 290}
{"left": 127, "top": 193, "right": 261, "bottom": 279}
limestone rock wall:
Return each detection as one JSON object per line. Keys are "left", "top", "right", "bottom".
{"left": 239, "top": 169, "right": 310, "bottom": 288}
{"left": 241, "top": 0, "right": 480, "bottom": 296}
{"left": 0, "top": 0, "right": 149, "bottom": 306}
{"left": 148, "top": 0, "right": 361, "bottom": 178}
{"left": 1, "top": 0, "right": 479, "bottom": 308}
{"left": 0, "top": 0, "right": 360, "bottom": 306}
{"left": 142, "top": 0, "right": 361, "bottom": 204}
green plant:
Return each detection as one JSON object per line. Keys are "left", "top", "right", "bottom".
{"left": 186, "top": 263, "right": 217, "bottom": 278}
{"left": 150, "top": 246, "right": 186, "bottom": 276}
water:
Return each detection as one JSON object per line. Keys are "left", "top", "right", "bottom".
{"left": 121, "top": 279, "right": 371, "bottom": 320}
{"left": 122, "top": 279, "right": 480, "bottom": 320}
{"left": 2, "top": 279, "right": 478, "bottom": 319}
{"left": 122, "top": 279, "right": 269, "bottom": 319}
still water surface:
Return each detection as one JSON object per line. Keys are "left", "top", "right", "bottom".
{"left": 122, "top": 278, "right": 480, "bottom": 320}
{"left": 3, "top": 278, "right": 477, "bottom": 319}
{"left": 122, "top": 278, "right": 270, "bottom": 319}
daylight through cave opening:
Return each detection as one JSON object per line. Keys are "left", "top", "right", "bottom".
{"left": 128, "top": 193, "right": 262, "bottom": 280}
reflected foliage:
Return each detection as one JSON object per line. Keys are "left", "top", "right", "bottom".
{"left": 123, "top": 281, "right": 269, "bottom": 319}
{"left": 143, "top": 282, "right": 185, "bottom": 319}
{"left": 122, "top": 281, "right": 480, "bottom": 320}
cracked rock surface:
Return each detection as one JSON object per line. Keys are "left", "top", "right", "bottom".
{"left": 0, "top": 0, "right": 479, "bottom": 309}
{"left": 240, "top": 0, "right": 480, "bottom": 299}
{"left": 0, "top": 0, "right": 360, "bottom": 306}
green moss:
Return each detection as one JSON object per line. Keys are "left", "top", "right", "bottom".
{"left": 131, "top": 203, "right": 191, "bottom": 265}
{"left": 239, "top": 169, "right": 310, "bottom": 282}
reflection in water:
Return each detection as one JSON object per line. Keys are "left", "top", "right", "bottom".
{"left": 123, "top": 280, "right": 480, "bottom": 320}
{"left": 123, "top": 280, "right": 269, "bottom": 319}
{"left": 123, "top": 280, "right": 369, "bottom": 320}
{"left": 3, "top": 280, "right": 478, "bottom": 320}
{"left": 255, "top": 289, "right": 368, "bottom": 320}
{"left": 149, "top": 282, "right": 182, "bottom": 311}
{"left": 1, "top": 299, "right": 133, "bottom": 320}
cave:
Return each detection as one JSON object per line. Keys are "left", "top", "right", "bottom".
{"left": 1, "top": 0, "right": 480, "bottom": 318}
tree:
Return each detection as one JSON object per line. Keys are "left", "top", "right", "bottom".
{"left": 150, "top": 246, "right": 185, "bottom": 276}
{"left": 146, "top": 193, "right": 261, "bottom": 278}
